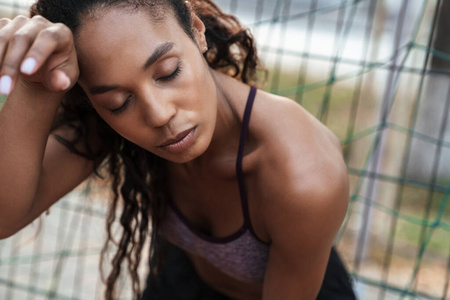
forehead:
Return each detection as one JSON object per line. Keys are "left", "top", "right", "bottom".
{"left": 75, "top": 7, "right": 184, "bottom": 78}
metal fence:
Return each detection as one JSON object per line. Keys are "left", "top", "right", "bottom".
{"left": 0, "top": 0, "right": 449, "bottom": 299}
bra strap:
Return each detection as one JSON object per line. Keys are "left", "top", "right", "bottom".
{"left": 236, "top": 86, "right": 257, "bottom": 229}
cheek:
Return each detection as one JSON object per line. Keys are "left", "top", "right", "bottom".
{"left": 94, "top": 110, "right": 142, "bottom": 142}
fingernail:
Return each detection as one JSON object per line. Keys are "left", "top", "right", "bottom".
{"left": 0, "top": 75, "right": 12, "bottom": 95}
{"left": 21, "top": 57, "right": 37, "bottom": 75}
{"left": 61, "top": 74, "right": 71, "bottom": 90}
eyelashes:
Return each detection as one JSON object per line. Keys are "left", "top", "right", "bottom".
{"left": 111, "top": 96, "right": 131, "bottom": 115}
{"left": 110, "top": 62, "right": 182, "bottom": 115}
{"left": 158, "top": 62, "right": 182, "bottom": 82}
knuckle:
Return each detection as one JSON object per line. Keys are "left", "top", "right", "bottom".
{"left": 27, "top": 48, "right": 44, "bottom": 60}
{"left": 54, "top": 23, "right": 71, "bottom": 34}
{"left": 52, "top": 23, "right": 72, "bottom": 41}
{"left": 31, "top": 15, "right": 49, "bottom": 25}
{"left": 11, "top": 32, "right": 30, "bottom": 45}
{"left": 40, "top": 28, "right": 60, "bottom": 41}
{"left": 2, "top": 61, "right": 19, "bottom": 76}
{"left": 31, "top": 15, "right": 45, "bottom": 21}
{"left": 13, "top": 15, "right": 28, "bottom": 23}
{"left": 0, "top": 18, "right": 10, "bottom": 27}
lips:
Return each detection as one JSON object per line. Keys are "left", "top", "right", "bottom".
{"left": 158, "top": 127, "right": 197, "bottom": 153}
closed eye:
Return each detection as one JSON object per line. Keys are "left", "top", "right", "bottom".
{"left": 158, "top": 63, "right": 182, "bottom": 82}
{"left": 111, "top": 96, "right": 131, "bottom": 115}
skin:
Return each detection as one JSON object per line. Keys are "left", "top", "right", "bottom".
{"left": 76, "top": 8, "right": 220, "bottom": 165}
{"left": 0, "top": 5, "right": 349, "bottom": 300}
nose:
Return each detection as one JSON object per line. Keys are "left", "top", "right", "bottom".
{"left": 139, "top": 89, "right": 176, "bottom": 128}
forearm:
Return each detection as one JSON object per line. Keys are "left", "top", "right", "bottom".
{"left": 0, "top": 83, "right": 63, "bottom": 236}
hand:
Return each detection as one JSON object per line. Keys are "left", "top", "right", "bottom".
{"left": 0, "top": 15, "right": 79, "bottom": 96}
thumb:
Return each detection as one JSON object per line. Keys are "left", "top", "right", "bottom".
{"left": 45, "top": 69, "right": 72, "bottom": 92}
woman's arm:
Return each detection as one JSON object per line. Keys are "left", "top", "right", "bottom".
{"left": 0, "top": 16, "right": 93, "bottom": 239}
{"left": 261, "top": 169, "right": 348, "bottom": 299}
{"left": 254, "top": 99, "right": 349, "bottom": 299}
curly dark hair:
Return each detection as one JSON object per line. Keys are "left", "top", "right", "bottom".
{"left": 29, "top": 0, "right": 263, "bottom": 299}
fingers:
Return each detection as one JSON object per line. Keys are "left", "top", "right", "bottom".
{"left": 0, "top": 18, "right": 11, "bottom": 30}
{"left": 0, "top": 16, "right": 27, "bottom": 61}
{"left": 46, "top": 69, "right": 71, "bottom": 91}
{"left": 0, "top": 17, "right": 39, "bottom": 95}
{"left": 0, "top": 16, "right": 28, "bottom": 94}
{"left": 18, "top": 24, "right": 73, "bottom": 92}
{"left": 24, "top": 22, "right": 73, "bottom": 72}
{"left": 0, "top": 15, "right": 76, "bottom": 95}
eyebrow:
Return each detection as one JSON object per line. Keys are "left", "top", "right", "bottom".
{"left": 88, "top": 42, "right": 175, "bottom": 95}
{"left": 89, "top": 85, "right": 119, "bottom": 95}
{"left": 143, "top": 42, "right": 175, "bottom": 70}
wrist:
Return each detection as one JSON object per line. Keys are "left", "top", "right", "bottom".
{"left": 2, "top": 79, "right": 67, "bottom": 122}
{"left": 14, "top": 77, "right": 67, "bottom": 104}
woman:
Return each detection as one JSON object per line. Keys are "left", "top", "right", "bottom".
{"left": 0, "top": 0, "right": 355, "bottom": 299}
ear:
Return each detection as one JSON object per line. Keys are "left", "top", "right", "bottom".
{"left": 191, "top": 13, "right": 207, "bottom": 53}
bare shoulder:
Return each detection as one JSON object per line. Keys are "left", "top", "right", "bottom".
{"left": 248, "top": 90, "right": 349, "bottom": 297}
{"left": 249, "top": 89, "right": 349, "bottom": 243}
{"left": 249, "top": 89, "right": 345, "bottom": 183}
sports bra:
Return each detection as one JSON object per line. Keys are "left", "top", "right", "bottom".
{"left": 159, "top": 86, "right": 271, "bottom": 284}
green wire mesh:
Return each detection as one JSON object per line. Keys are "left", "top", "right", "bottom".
{"left": 0, "top": 0, "right": 449, "bottom": 299}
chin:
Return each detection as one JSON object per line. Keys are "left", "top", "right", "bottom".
{"left": 163, "top": 153, "right": 198, "bottom": 164}
{"left": 158, "top": 143, "right": 207, "bottom": 164}
{"left": 180, "top": 141, "right": 213, "bottom": 164}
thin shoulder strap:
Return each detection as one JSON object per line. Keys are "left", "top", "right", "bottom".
{"left": 236, "top": 86, "right": 257, "bottom": 229}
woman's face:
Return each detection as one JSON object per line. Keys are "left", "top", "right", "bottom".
{"left": 76, "top": 7, "right": 217, "bottom": 163}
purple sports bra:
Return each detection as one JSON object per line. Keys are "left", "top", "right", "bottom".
{"left": 159, "top": 86, "right": 271, "bottom": 284}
